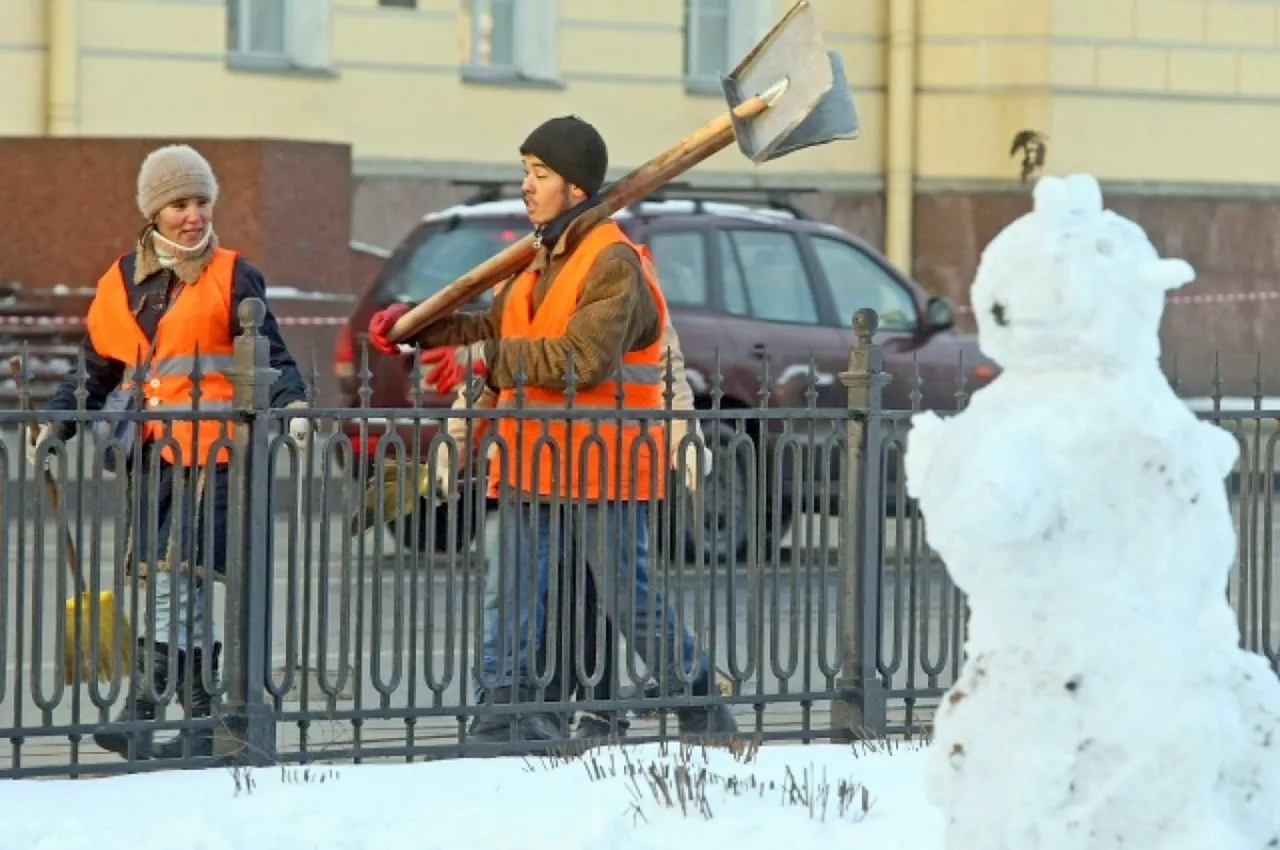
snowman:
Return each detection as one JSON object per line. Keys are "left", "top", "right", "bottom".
{"left": 904, "top": 173, "right": 1280, "bottom": 850}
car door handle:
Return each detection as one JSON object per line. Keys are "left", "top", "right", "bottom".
{"left": 750, "top": 343, "right": 767, "bottom": 359}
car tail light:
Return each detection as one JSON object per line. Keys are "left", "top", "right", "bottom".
{"left": 971, "top": 364, "right": 996, "bottom": 381}
{"left": 500, "top": 229, "right": 520, "bottom": 242}
{"left": 335, "top": 324, "right": 356, "bottom": 378}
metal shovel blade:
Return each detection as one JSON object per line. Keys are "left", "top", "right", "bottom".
{"left": 719, "top": 0, "right": 860, "bottom": 164}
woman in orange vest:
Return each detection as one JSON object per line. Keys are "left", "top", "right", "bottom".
{"left": 27, "top": 144, "right": 310, "bottom": 761}
{"left": 370, "top": 116, "right": 737, "bottom": 743}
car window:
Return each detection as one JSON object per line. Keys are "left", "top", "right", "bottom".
{"left": 723, "top": 229, "right": 819, "bottom": 324}
{"left": 810, "top": 236, "right": 919, "bottom": 333}
{"left": 646, "top": 231, "right": 707, "bottom": 307}
{"left": 376, "top": 222, "right": 525, "bottom": 305}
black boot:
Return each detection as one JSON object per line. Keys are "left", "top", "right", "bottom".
{"left": 153, "top": 642, "right": 220, "bottom": 760}
{"left": 676, "top": 672, "right": 739, "bottom": 737}
{"left": 574, "top": 710, "right": 630, "bottom": 741}
{"left": 93, "top": 639, "right": 168, "bottom": 759}
{"left": 676, "top": 703, "right": 738, "bottom": 736}
{"left": 468, "top": 687, "right": 563, "bottom": 744}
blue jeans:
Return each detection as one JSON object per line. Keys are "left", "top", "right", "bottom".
{"left": 133, "top": 456, "right": 227, "bottom": 653}
{"left": 477, "top": 500, "right": 708, "bottom": 697}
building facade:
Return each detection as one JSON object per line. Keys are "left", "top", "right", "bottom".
{"left": 0, "top": 0, "right": 880, "bottom": 241}
{"left": 3, "top": 0, "right": 1279, "bottom": 389}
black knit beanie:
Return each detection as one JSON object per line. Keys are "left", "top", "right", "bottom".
{"left": 519, "top": 115, "right": 608, "bottom": 197}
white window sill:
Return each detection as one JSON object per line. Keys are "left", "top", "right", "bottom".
{"left": 461, "top": 65, "right": 565, "bottom": 90}
{"left": 227, "top": 53, "right": 338, "bottom": 79}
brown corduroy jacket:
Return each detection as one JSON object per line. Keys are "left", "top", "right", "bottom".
{"left": 408, "top": 213, "right": 664, "bottom": 391}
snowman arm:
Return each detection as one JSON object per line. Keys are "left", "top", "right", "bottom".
{"left": 904, "top": 410, "right": 947, "bottom": 500}
{"left": 923, "top": 434, "right": 1059, "bottom": 546}
{"left": 1195, "top": 421, "right": 1240, "bottom": 483}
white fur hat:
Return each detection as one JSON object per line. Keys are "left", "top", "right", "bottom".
{"left": 136, "top": 144, "right": 219, "bottom": 220}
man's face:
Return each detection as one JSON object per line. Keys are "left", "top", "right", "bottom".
{"left": 521, "top": 154, "right": 584, "bottom": 226}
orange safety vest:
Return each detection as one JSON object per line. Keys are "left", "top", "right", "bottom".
{"left": 85, "top": 248, "right": 238, "bottom": 467}
{"left": 487, "top": 221, "right": 669, "bottom": 502}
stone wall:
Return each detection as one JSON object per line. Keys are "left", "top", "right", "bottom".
{"left": 914, "top": 190, "right": 1280, "bottom": 398}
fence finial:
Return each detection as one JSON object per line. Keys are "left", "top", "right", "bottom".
{"left": 853, "top": 308, "right": 878, "bottom": 346}
{"left": 238, "top": 297, "right": 266, "bottom": 335}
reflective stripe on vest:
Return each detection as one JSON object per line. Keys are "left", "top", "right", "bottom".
{"left": 85, "top": 248, "right": 238, "bottom": 467}
{"left": 488, "top": 221, "right": 670, "bottom": 502}
{"left": 122, "top": 353, "right": 235, "bottom": 382}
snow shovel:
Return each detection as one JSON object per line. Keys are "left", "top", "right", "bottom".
{"left": 8, "top": 356, "right": 134, "bottom": 685}
{"left": 384, "top": 0, "right": 859, "bottom": 341}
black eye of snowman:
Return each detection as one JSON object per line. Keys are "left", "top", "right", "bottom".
{"left": 991, "top": 302, "right": 1009, "bottom": 327}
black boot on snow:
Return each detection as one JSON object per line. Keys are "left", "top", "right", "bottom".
{"left": 154, "top": 642, "right": 220, "bottom": 760}
{"left": 574, "top": 711, "right": 630, "bottom": 741}
{"left": 676, "top": 673, "right": 739, "bottom": 738}
{"left": 93, "top": 639, "right": 168, "bottom": 760}
{"left": 676, "top": 703, "right": 738, "bottom": 737}
{"left": 468, "top": 687, "right": 563, "bottom": 745}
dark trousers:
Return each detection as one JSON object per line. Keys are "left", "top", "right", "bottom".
{"left": 537, "top": 551, "right": 618, "bottom": 705}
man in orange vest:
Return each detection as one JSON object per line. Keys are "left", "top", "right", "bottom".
{"left": 369, "top": 116, "right": 737, "bottom": 743}
{"left": 29, "top": 144, "right": 311, "bottom": 761}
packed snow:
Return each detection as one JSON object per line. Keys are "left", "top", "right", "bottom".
{"left": 0, "top": 742, "right": 941, "bottom": 850}
{"left": 904, "top": 173, "right": 1280, "bottom": 850}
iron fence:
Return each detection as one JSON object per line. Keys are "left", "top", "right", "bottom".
{"left": 0, "top": 301, "right": 1276, "bottom": 779}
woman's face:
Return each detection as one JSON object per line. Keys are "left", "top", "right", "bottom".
{"left": 154, "top": 197, "right": 213, "bottom": 249}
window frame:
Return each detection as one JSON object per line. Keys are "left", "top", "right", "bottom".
{"left": 372, "top": 216, "right": 530, "bottom": 309}
{"left": 642, "top": 226, "right": 715, "bottom": 311}
{"left": 715, "top": 225, "right": 825, "bottom": 328}
{"left": 226, "top": 0, "right": 334, "bottom": 76}
{"left": 683, "top": 0, "right": 775, "bottom": 95}
{"left": 461, "top": 0, "right": 564, "bottom": 89}
{"left": 802, "top": 232, "right": 925, "bottom": 334}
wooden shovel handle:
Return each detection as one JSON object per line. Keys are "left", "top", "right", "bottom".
{"left": 387, "top": 93, "right": 774, "bottom": 343}
{"left": 7, "top": 356, "right": 87, "bottom": 591}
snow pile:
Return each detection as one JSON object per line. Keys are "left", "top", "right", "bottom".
{"left": 0, "top": 742, "right": 941, "bottom": 850}
{"left": 904, "top": 173, "right": 1280, "bottom": 849}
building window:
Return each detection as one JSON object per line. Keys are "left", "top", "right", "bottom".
{"left": 460, "top": 0, "right": 561, "bottom": 85}
{"left": 685, "top": 0, "right": 775, "bottom": 94}
{"left": 227, "top": 0, "right": 333, "bottom": 73}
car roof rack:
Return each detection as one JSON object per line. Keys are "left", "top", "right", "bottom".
{"left": 448, "top": 179, "right": 523, "bottom": 206}
{"left": 445, "top": 179, "right": 815, "bottom": 221}
{"left": 624, "top": 183, "right": 815, "bottom": 221}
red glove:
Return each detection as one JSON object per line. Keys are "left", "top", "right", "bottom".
{"left": 368, "top": 303, "right": 411, "bottom": 356}
{"left": 421, "top": 343, "right": 488, "bottom": 395}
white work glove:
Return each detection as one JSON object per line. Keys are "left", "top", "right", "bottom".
{"left": 669, "top": 419, "right": 713, "bottom": 493}
{"left": 285, "top": 400, "right": 313, "bottom": 452}
{"left": 432, "top": 457, "right": 454, "bottom": 504}
{"left": 25, "top": 422, "right": 54, "bottom": 469}
{"left": 432, "top": 380, "right": 497, "bottom": 503}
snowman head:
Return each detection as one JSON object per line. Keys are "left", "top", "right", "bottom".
{"left": 970, "top": 173, "right": 1193, "bottom": 371}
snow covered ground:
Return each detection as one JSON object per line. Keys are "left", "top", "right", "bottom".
{"left": 0, "top": 741, "right": 941, "bottom": 850}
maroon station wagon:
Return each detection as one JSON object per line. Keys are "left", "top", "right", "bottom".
{"left": 335, "top": 187, "right": 998, "bottom": 558}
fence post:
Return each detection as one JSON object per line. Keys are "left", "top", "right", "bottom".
{"left": 216, "top": 297, "right": 280, "bottom": 765}
{"left": 831, "top": 308, "right": 890, "bottom": 740}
